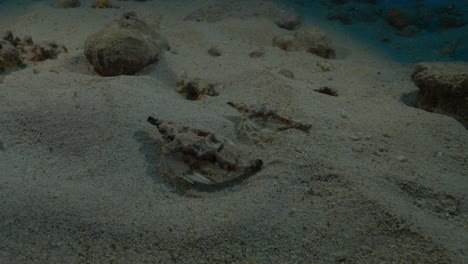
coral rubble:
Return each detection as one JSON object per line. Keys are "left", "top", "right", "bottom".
{"left": 0, "top": 31, "right": 66, "bottom": 73}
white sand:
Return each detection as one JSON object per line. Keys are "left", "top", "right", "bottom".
{"left": 0, "top": 0, "right": 466, "bottom": 263}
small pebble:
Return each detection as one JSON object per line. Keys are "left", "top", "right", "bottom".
{"left": 208, "top": 47, "right": 221, "bottom": 57}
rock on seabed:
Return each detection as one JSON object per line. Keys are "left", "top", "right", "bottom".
{"left": 411, "top": 62, "right": 468, "bottom": 126}
{"left": 84, "top": 12, "right": 170, "bottom": 76}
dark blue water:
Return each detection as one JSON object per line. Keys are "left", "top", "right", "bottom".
{"left": 292, "top": 0, "right": 468, "bottom": 62}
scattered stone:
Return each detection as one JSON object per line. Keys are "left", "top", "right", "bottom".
{"left": 411, "top": 62, "right": 468, "bottom": 125}
{"left": 249, "top": 49, "right": 264, "bottom": 58}
{"left": 385, "top": 8, "right": 413, "bottom": 29}
{"left": 53, "top": 0, "right": 80, "bottom": 8}
{"left": 208, "top": 47, "right": 221, "bottom": 57}
{"left": 84, "top": 12, "right": 170, "bottom": 76}
{"left": 314, "top": 87, "right": 338, "bottom": 96}
{"left": 279, "top": 69, "right": 294, "bottom": 79}
{"left": 184, "top": 0, "right": 300, "bottom": 30}
{"left": 176, "top": 78, "right": 221, "bottom": 101}
{"left": 273, "top": 27, "right": 336, "bottom": 59}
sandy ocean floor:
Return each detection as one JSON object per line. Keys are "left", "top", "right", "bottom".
{"left": 0, "top": 0, "right": 467, "bottom": 263}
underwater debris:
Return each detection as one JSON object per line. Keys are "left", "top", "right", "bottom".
{"left": 176, "top": 78, "right": 221, "bottom": 101}
{"left": 147, "top": 116, "right": 263, "bottom": 188}
{"left": 227, "top": 102, "right": 311, "bottom": 142}
{"left": 84, "top": 12, "right": 169, "bottom": 76}
{"left": 91, "top": 0, "right": 118, "bottom": 9}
